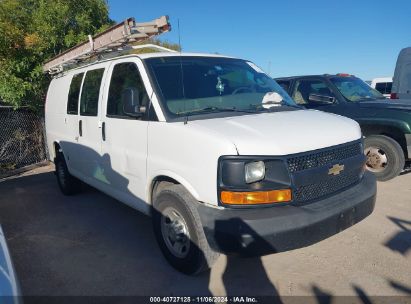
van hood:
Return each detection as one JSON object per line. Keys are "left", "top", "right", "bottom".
{"left": 190, "top": 110, "right": 361, "bottom": 156}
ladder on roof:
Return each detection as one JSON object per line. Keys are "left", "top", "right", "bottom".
{"left": 43, "top": 15, "right": 171, "bottom": 74}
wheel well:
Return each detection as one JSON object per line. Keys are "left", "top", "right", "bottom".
{"left": 361, "top": 125, "right": 407, "bottom": 157}
{"left": 150, "top": 176, "right": 179, "bottom": 206}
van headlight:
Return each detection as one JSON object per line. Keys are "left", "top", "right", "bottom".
{"left": 245, "top": 161, "right": 265, "bottom": 183}
{"left": 218, "top": 157, "right": 292, "bottom": 206}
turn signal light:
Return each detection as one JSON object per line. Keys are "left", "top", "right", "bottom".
{"left": 221, "top": 189, "right": 292, "bottom": 205}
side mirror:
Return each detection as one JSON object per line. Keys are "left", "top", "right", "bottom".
{"left": 308, "top": 93, "right": 335, "bottom": 104}
{"left": 122, "top": 88, "right": 146, "bottom": 118}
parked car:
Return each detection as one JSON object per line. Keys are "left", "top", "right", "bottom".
{"left": 392, "top": 47, "right": 411, "bottom": 99}
{"left": 370, "top": 77, "right": 392, "bottom": 98}
{"left": 0, "top": 226, "right": 20, "bottom": 303}
{"left": 45, "top": 54, "right": 376, "bottom": 274}
{"left": 276, "top": 74, "right": 411, "bottom": 181}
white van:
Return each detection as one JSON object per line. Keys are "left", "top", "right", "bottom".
{"left": 370, "top": 77, "right": 392, "bottom": 98}
{"left": 392, "top": 47, "right": 411, "bottom": 99}
{"left": 45, "top": 52, "right": 376, "bottom": 274}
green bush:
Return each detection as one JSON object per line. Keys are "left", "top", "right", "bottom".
{"left": 0, "top": 0, "right": 114, "bottom": 109}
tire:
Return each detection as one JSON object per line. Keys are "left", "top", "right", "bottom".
{"left": 364, "top": 135, "right": 405, "bottom": 181}
{"left": 152, "top": 184, "right": 219, "bottom": 275}
{"left": 55, "top": 153, "right": 82, "bottom": 195}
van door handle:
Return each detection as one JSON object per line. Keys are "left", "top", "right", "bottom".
{"left": 79, "top": 120, "right": 83, "bottom": 137}
{"left": 102, "top": 122, "right": 106, "bottom": 141}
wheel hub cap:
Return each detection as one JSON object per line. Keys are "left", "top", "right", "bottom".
{"left": 365, "top": 146, "right": 388, "bottom": 173}
{"left": 161, "top": 207, "right": 190, "bottom": 258}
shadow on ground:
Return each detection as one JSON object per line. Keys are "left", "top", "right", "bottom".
{"left": 0, "top": 171, "right": 282, "bottom": 299}
{"left": 389, "top": 280, "right": 411, "bottom": 295}
{"left": 400, "top": 165, "right": 411, "bottom": 176}
{"left": 0, "top": 169, "right": 409, "bottom": 303}
{"left": 312, "top": 283, "right": 411, "bottom": 304}
{"left": 384, "top": 217, "right": 411, "bottom": 256}
{"left": 0, "top": 171, "right": 208, "bottom": 296}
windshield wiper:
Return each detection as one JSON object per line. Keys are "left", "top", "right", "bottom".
{"left": 357, "top": 97, "right": 378, "bottom": 102}
{"left": 251, "top": 101, "right": 302, "bottom": 110}
{"left": 178, "top": 106, "right": 255, "bottom": 116}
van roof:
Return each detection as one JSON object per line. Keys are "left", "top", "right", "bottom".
{"left": 136, "top": 52, "right": 235, "bottom": 59}
{"left": 275, "top": 74, "right": 348, "bottom": 80}
{"left": 371, "top": 77, "right": 393, "bottom": 83}
{"left": 54, "top": 52, "right": 238, "bottom": 77}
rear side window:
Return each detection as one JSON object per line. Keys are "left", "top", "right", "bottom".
{"left": 107, "top": 62, "right": 149, "bottom": 118}
{"left": 80, "top": 68, "right": 105, "bottom": 116}
{"left": 375, "top": 82, "right": 392, "bottom": 95}
{"left": 67, "top": 73, "right": 84, "bottom": 114}
{"left": 386, "top": 82, "right": 392, "bottom": 94}
{"left": 276, "top": 80, "right": 290, "bottom": 92}
{"left": 292, "top": 79, "right": 334, "bottom": 104}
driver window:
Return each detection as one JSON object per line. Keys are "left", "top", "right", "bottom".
{"left": 107, "top": 62, "right": 149, "bottom": 118}
{"left": 292, "top": 80, "right": 334, "bottom": 104}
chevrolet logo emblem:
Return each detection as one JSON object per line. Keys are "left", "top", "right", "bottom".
{"left": 328, "top": 164, "right": 345, "bottom": 176}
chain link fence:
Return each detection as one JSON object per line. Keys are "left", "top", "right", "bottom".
{"left": 0, "top": 106, "right": 48, "bottom": 178}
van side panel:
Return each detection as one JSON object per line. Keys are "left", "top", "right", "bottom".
{"left": 45, "top": 75, "right": 72, "bottom": 161}
{"left": 392, "top": 47, "right": 411, "bottom": 99}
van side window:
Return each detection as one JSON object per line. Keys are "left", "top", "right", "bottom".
{"left": 80, "top": 68, "right": 105, "bottom": 116}
{"left": 67, "top": 73, "right": 84, "bottom": 114}
{"left": 107, "top": 62, "right": 149, "bottom": 118}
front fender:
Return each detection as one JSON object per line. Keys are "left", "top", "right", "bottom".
{"left": 359, "top": 118, "right": 411, "bottom": 159}
{"left": 147, "top": 122, "right": 238, "bottom": 207}
{"left": 358, "top": 118, "right": 411, "bottom": 134}
{"left": 147, "top": 170, "right": 200, "bottom": 204}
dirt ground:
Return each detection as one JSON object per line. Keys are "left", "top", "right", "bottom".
{"left": 0, "top": 165, "right": 410, "bottom": 301}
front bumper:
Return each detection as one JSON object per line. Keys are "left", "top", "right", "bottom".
{"left": 198, "top": 171, "right": 376, "bottom": 256}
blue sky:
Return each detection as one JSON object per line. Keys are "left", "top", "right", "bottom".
{"left": 108, "top": 0, "right": 411, "bottom": 80}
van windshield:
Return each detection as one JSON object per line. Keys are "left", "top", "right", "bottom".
{"left": 330, "top": 76, "right": 385, "bottom": 102}
{"left": 145, "top": 56, "right": 297, "bottom": 119}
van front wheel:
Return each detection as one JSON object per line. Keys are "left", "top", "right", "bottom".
{"left": 364, "top": 135, "right": 405, "bottom": 181}
{"left": 152, "top": 184, "right": 219, "bottom": 275}
{"left": 55, "top": 153, "right": 82, "bottom": 195}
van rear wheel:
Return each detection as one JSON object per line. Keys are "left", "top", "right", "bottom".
{"left": 55, "top": 153, "right": 82, "bottom": 195}
{"left": 152, "top": 184, "right": 219, "bottom": 275}
{"left": 364, "top": 135, "right": 405, "bottom": 181}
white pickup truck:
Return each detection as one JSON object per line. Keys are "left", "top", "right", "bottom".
{"left": 45, "top": 52, "right": 376, "bottom": 274}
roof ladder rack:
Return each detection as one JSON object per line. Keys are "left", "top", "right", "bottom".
{"left": 43, "top": 15, "right": 171, "bottom": 74}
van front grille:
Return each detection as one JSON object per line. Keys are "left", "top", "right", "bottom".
{"left": 287, "top": 142, "right": 362, "bottom": 173}
{"left": 293, "top": 169, "right": 360, "bottom": 203}
{"left": 287, "top": 141, "right": 364, "bottom": 203}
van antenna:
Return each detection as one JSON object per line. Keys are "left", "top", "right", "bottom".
{"left": 177, "top": 19, "right": 188, "bottom": 125}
